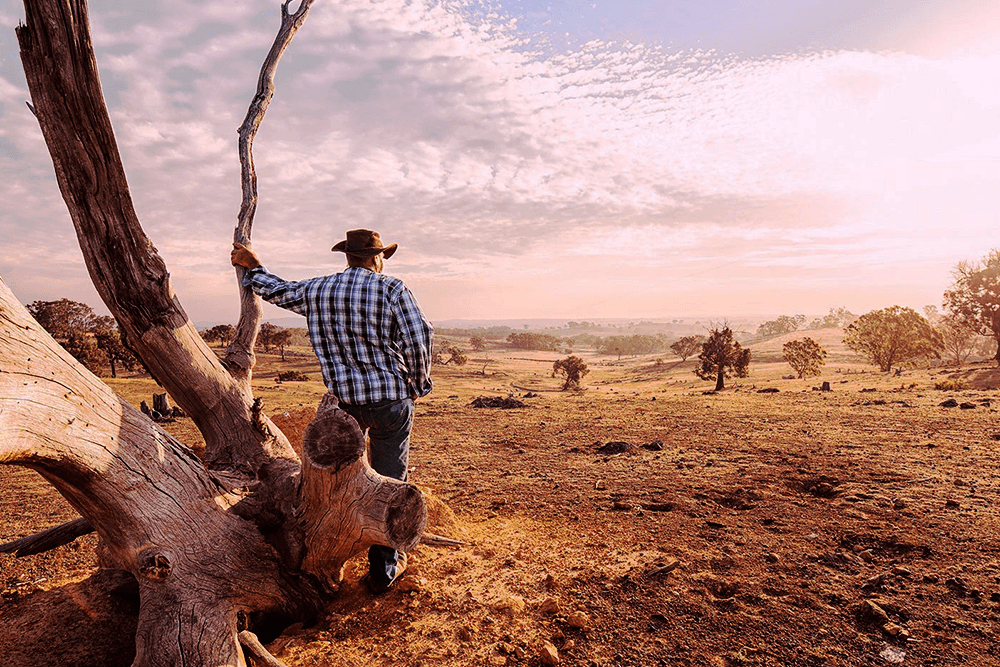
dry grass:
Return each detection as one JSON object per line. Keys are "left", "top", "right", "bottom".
{"left": 4, "top": 335, "right": 1000, "bottom": 667}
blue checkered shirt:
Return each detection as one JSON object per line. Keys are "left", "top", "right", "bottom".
{"left": 245, "top": 266, "right": 433, "bottom": 404}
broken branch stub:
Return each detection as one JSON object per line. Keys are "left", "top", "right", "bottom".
{"left": 297, "top": 397, "right": 427, "bottom": 593}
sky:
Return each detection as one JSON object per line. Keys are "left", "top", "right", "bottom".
{"left": 1, "top": 0, "right": 998, "bottom": 325}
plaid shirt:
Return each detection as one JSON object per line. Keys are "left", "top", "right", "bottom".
{"left": 245, "top": 266, "right": 433, "bottom": 404}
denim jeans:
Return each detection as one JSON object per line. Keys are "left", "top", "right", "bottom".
{"left": 338, "top": 397, "right": 414, "bottom": 585}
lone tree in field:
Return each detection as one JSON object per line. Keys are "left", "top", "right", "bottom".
{"left": 433, "top": 344, "right": 468, "bottom": 366}
{"left": 553, "top": 354, "right": 590, "bottom": 390}
{"left": 202, "top": 323, "right": 237, "bottom": 346}
{"left": 782, "top": 337, "right": 827, "bottom": 378}
{"left": 670, "top": 334, "right": 704, "bottom": 361}
{"left": 844, "top": 306, "right": 942, "bottom": 372}
{"left": 0, "top": 3, "right": 448, "bottom": 666}
{"left": 695, "top": 327, "right": 751, "bottom": 391}
{"left": 924, "top": 305, "right": 982, "bottom": 366}
{"left": 27, "top": 298, "right": 137, "bottom": 376}
{"left": 943, "top": 249, "right": 1000, "bottom": 366}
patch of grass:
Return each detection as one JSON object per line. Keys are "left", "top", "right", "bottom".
{"left": 934, "top": 379, "right": 968, "bottom": 391}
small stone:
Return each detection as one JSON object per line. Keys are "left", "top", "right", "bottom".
{"left": 764, "top": 552, "right": 780, "bottom": 564}
{"left": 497, "top": 642, "right": 514, "bottom": 655}
{"left": 861, "top": 600, "right": 890, "bottom": 624}
{"left": 397, "top": 578, "right": 424, "bottom": 594}
{"left": 960, "top": 402, "right": 977, "bottom": 409}
{"left": 540, "top": 597, "right": 561, "bottom": 615}
{"left": 514, "top": 646, "right": 527, "bottom": 660}
{"left": 540, "top": 641, "right": 560, "bottom": 665}
{"left": 892, "top": 498, "right": 907, "bottom": 510}
{"left": 883, "top": 622, "right": 904, "bottom": 636}
{"left": 544, "top": 573, "right": 557, "bottom": 589}
{"left": 612, "top": 501, "right": 633, "bottom": 511}
{"left": 892, "top": 566, "right": 913, "bottom": 578}
{"left": 567, "top": 611, "right": 591, "bottom": 630}
{"left": 858, "top": 549, "right": 875, "bottom": 563}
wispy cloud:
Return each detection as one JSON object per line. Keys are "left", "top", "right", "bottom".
{"left": 1, "top": 0, "right": 997, "bottom": 321}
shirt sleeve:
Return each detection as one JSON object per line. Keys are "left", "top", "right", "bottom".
{"left": 392, "top": 285, "right": 434, "bottom": 398}
{"left": 243, "top": 266, "right": 309, "bottom": 316}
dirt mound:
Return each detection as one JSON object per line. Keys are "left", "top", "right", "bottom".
{"left": 469, "top": 396, "right": 527, "bottom": 409}
{"left": 595, "top": 440, "right": 636, "bottom": 455}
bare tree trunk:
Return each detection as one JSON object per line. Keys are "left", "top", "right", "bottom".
{"left": 3, "top": 2, "right": 437, "bottom": 665}
{"left": 16, "top": 0, "right": 294, "bottom": 478}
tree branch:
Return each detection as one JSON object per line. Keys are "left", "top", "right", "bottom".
{"left": 226, "top": 0, "right": 317, "bottom": 380}
{"left": 16, "top": 0, "right": 297, "bottom": 476}
{"left": 239, "top": 630, "right": 290, "bottom": 667}
{"left": 0, "top": 517, "right": 93, "bottom": 557}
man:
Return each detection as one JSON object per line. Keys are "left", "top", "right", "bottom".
{"left": 231, "top": 229, "right": 433, "bottom": 593}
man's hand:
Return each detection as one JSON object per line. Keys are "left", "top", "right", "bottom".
{"left": 231, "top": 242, "right": 261, "bottom": 270}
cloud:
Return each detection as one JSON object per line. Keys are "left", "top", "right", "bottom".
{"left": 0, "top": 0, "right": 997, "bottom": 322}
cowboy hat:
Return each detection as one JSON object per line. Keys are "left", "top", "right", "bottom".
{"left": 331, "top": 229, "right": 397, "bottom": 259}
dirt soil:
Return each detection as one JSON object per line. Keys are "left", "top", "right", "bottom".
{"left": 3, "top": 336, "right": 1000, "bottom": 667}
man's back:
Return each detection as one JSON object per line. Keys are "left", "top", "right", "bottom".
{"left": 244, "top": 265, "right": 433, "bottom": 405}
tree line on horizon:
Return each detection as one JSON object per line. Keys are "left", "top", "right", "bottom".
{"left": 23, "top": 250, "right": 1000, "bottom": 384}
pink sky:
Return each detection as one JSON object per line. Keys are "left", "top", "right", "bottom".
{"left": 0, "top": 0, "right": 997, "bottom": 324}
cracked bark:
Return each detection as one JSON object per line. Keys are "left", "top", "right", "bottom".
{"left": 2, "top": 2, "right": 436, "bottom": 665}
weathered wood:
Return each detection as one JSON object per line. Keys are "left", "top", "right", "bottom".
{"left": 0, "top": 517, "right": 93, "bottom": 557}
{"left": 151, "top": 392, "right": 170, "bottom": 415}
{"left": 226, "top": 0, "right": 317, "bottom": 380}
{"left": 16, "top": 0, "right": 295, "bottom": 477}
{"left": 297, "top": 395, "right": 427, "bottom": 593}
{"left": 239, "top": 631, "right": 290, "bottom": 667}
{"left": 0, "top": 278, "right": 324, "bottom": 666}
{"left": 4, "top": 2, "right": 452, "bottom": 665}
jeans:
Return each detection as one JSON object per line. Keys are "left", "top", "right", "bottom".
{"left": 338, "top": 397, "right": 414, "bottom": 585}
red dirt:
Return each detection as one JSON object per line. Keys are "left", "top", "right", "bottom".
{"left": 3, "top": 359, "right": 1000, "bottom": 666}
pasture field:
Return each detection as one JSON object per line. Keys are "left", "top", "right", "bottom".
{"left": 3, "top": 330, "right": 1000, "bottom": 666}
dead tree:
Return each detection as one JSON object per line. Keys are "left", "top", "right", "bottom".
{"left": 1, "top": 2, "right": 432, "bottom": 665}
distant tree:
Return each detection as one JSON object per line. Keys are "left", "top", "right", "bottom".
{"left": 926, "top": 305, "right": 980, "bottom": 366}
{"left": 695, "top": 327, "right": 751, "bottom": 391}
{"left": 596, "top": 334, "right": 668, "bottom": 358}
{"left": 782, "top": 337, "right": 827, "bottom": 378}
{"left": 433, "top": 345, "right": 467, "bottom": 366}
{"left": 943, "top": 249, "right": 1000, "bottom": 366}
{"left": 937, "top": 314, "right": 981, "bottom": 366}
{"left": 844, "top": 306, "right": 942, "bottom": 372}
{"left": 93, "top": 323, "right": 139, "bottom": 378}
{"left": 670, "top": 335, "right": 704, "bottom": 361}
{"left": 257, "top": 322, "right": 282, "bottom": 353}
{"left": 25, "top": 299, "right": 135, "bottom": 375}
{"left": 202, "top": 324, "right": 236, "bottom": 346}
{"left": 506, "top": 332, "right": 561, "bottom": 351}
{"left": 271, "top": 328, "right": 294, "bottom": 361}
{"left": 26, "top": 298, "right": 103, "bottom": 340}
{"left": 469, "top": 334, "right": 486, "bottom": 351}
{"left": 62, "top": 331, "right": 107, "bottom": 374}
{"left": 756, "top": 315, "right": 804, "bottom": 339}
{"left": 824, "top": 307, "right": 858, "bottom": 329}
{"left": 553, "top": 355, "right": 589, "bottom": 390}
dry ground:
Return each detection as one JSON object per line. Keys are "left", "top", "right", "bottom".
{"left": 3, "top": 330, "right": 1000, "bottom": 666}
